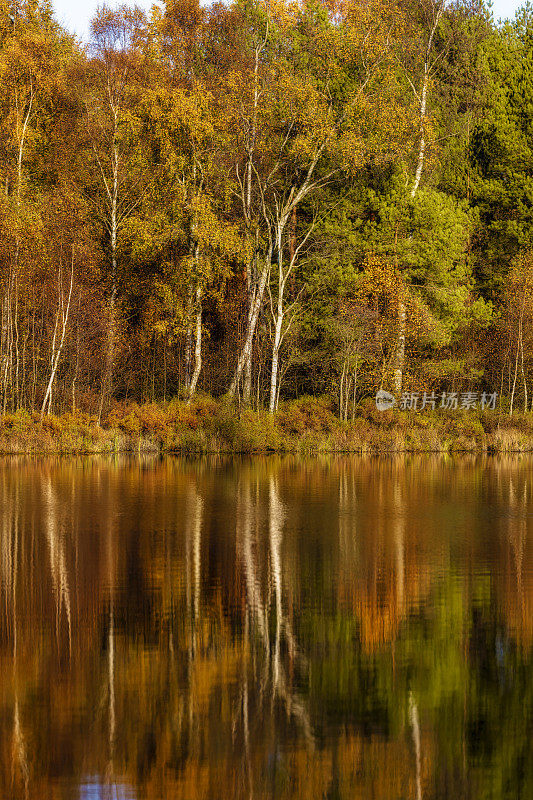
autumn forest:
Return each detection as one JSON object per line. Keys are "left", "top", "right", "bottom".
{"left": 2, "top": 0, "right": 533, "bottom": 427}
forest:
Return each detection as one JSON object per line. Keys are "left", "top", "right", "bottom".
{"left": 2, "top": 0, "right": 533, "bottom": 426}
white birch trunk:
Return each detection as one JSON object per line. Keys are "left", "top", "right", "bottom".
{"left": 230, "top": 118, "right": 323, "bottom": 400}
{"left": 393, "top": 1, "right": 444, "bottom": 395}
{"left": 98, "top": 136, "right": 118, "bottom": 422}
{"left": 187, "top": 287, "right": 202, "bottom": 402}
{"left": 411, "top": 69, "right": 428, "bottom": 199}
{"left": 393, "top": 300, "right": 406, "bottom": 397}
{"left": 229, "top": 255, "right": 271, "bottom": 399}
{"left": 41, "top": 257, "right": 74, "bottom": 419}
{"left": 183, "top": 284, "right": 193, "bottom": 391}
{"left": 269, "top": 305, "right": 283, "bottom": 414}
{"left": 240, "top": 39, "right": 264, "bottom": 405}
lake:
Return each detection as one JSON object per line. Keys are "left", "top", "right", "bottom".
{"left": 1, "top": 455, "right": 532, "bottom": 799}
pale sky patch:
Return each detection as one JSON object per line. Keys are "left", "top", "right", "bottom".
{"left": 51, "top": 0, "right": 526, "bottom": 42}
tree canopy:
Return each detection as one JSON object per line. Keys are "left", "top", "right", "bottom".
{"left": 0, "top": 0, "right": 531, "bottom": 415}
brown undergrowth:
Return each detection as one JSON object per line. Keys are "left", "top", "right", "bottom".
{"left": 0, "top": 396, "right": 532, "bottom": 454}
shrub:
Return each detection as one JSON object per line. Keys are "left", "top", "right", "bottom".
{"left": 277, "top": 396, "right": 336, "bottom": 436}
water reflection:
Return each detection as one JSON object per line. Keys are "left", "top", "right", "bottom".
{"left": 79, "top": 778, "right": 136, "bottom": 799}
{"left": 1, "top": 455, "right": 533, "bottom": 798}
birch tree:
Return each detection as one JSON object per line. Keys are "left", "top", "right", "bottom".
{"left": 40, "top": 252, "right": 74, "bottom": 418}
{"left": 227, "top": 0, "right": 409, "bottom": 403}
{"left": 267, "top": 215, "right": 313, "bottom": 412}
{"left": 393, "top": 0, "right": 447, "bottom": 394}
{"left": 87, "top": 5, "right": 149, "bottom": 419}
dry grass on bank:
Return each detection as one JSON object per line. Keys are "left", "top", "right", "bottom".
{"left": 0, "top": 396, "right": 533, "bottom": 455}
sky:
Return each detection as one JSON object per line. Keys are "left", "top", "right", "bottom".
{"left": 52, "top": 0, "right": 524, "bottom": 41}
{"left": 53, "top": 0, "right": 158, "bottom": 40}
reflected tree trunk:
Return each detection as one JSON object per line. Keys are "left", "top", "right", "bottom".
{"left": 409, "top": 690, "right": 422, "bottom": 800}
{"left": 508, "top": 478, "right": 526, "bottom": 628}
{"left": 108, "top": 601, "right": 116, "bottom": 767}
{"left": 236, "top": 467, "right": 314, "bottom": 749}
{"left": 269, "top": 476, "right": 283, "bottom": 691}
{"left": 42, "top": 477, "right": 72, "bottom": 655}
{"left": 12, "top": 697, "right": 29, "bottom": 800}
{"left": 393, "top": 478, "right": 405, "bottom": 612}
{"left": 185, "top": 483, "right": 203, "bottom": 656}
{"left": 238, "top": 473, "right": 268, "bottom": 650}
{"left": 106, "top": 506, "right": 116, "bottom": 787}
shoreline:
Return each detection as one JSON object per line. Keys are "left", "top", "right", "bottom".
{"left": 1, "top": 397, "right": 533, "bottom": 455}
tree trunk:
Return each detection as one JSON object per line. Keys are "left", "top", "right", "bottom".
{"left": 411, "top": 66, "right": 428, "bottom": 198}
{"left": 71, "top": 300, "right": 81, "bottom": 412}
{"left": 239, "top": 259, "right": 256, "bottom": 405}
{"left": 240, "top": 41, "right": 263, "bottom": 406}
{"left": 229, "top": 255, "right": 271, "bottom": 399}
{"left": 98, "top": 139, "right": 119, "bottom": 423}
{"left": 395, "top": 2, "right": 444, "bottom": 396}
{"left": 520, "top": 326, "right": 528, "bottom": 412}
{"left": 510, "top": 332, "right": 520, "bottom": 416}
{"left": 187, "top": 287, "right": 202, "bottom": 402}
{"left": 41, "top": 258, "right": 74, "bottom": 420}
{"left": 183, "top": 285, "right": 194, "bottom": 392}
{"left": 98, "top": 284, "right": 116, "bottom": 422}
{"left": 269, "top": 312, "right": 283, "bottom": 413}
{"left": 392, "top": 300, "right": 406, "bottom": 396}
{"left": 243, "top": 348, "right": 253, "bottom": 405}
{"left": 411, "top": 1, "right": 443, "bottom": 198}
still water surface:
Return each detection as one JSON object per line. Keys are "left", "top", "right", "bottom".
{"left": 1, "top": 455, "right": 532, "bottom": 799}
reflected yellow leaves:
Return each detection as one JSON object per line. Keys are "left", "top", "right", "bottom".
{"left": 0, "top": 455, "right": 532, "bottom": 799}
